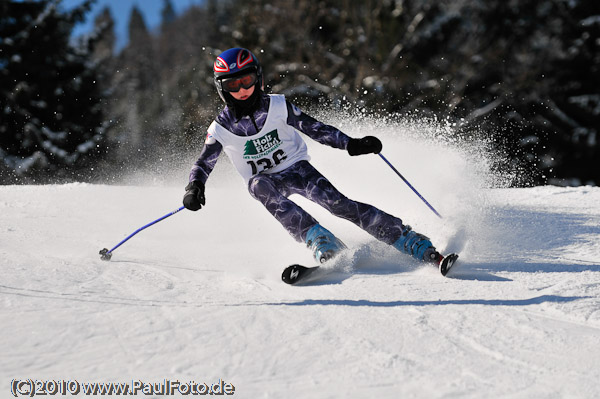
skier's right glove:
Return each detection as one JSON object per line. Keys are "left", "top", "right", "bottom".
{"left": 183, "top": 181, "right": 206, "bottom": 211}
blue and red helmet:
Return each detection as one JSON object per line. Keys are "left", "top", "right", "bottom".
{"left": 213, "top": 47, "right": 263, "bottom": 104}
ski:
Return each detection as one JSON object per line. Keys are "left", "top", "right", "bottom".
{"left": 439, "top": 253, "right": 459, "bottom": 276}
{"left": 282, "top": 253, "right": 460, "bottom": 284}
{"left": 281, "top": 264, "right": 322, "bottom": 285}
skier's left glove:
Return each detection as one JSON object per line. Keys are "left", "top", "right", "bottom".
{"left": 347, "top": 136, "right": 382, "bottom": 156}
{"left": 183, "top": 181, "right": 206, "bottom": 211}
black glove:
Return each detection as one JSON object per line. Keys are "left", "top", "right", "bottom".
{"left": 347, "top": 136, "right": 382, "bottom": 156}
{"left": 183, "top": 181, "right": 206, "bottom": 211}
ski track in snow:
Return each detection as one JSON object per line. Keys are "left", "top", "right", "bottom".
{"left": 1, "top": 121, "right": 599, "bottom": 398}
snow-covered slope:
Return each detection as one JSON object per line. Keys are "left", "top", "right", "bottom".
{"left": 1, "top": 118, "right": 599, "bottom": 398}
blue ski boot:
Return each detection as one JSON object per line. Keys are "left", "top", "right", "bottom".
{"left": 305, "top": 224, "right": 347, "bottom": 264}
{"left": 392, "top": 226, "right": 442, "bottom": 264}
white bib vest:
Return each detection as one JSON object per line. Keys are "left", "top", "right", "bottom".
{"left": 207, "top": 94, "right": 310, "bottom": 183}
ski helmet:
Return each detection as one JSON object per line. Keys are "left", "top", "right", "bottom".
{"left": 213, "top": 48, "right": 263, "bottom": 104}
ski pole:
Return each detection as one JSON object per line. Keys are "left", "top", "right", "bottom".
{"left": 378, "top": 153, "right": 443, "bottom": 219}
{"left": 99, "top": 206, "right": 186, "bottom": 261}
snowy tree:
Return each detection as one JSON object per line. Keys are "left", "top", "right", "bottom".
{"left": 92, "top": 6, "right": 115, "bottom": 61}
{"left": 0, "top": 0, "right": 109, "bottom": 183}
{"left": 106, "top": 6, "right": 159, "bottom": 162}
{"left": 161, "top": 0, "right": 176, "bottom": 29}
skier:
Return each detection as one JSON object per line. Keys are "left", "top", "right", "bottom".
{"left": 183, "top": 47, "right": 452, "bottom": 273}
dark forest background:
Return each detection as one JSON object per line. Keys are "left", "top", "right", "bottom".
{"left": 1, "top": 0, "right": 599, "bottom": 186}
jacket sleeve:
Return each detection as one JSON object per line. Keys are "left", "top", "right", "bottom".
{"left": 285, "top": 101, "right": 351, "bottom": 150}
{"left": 189, "top": 137, "right": 222, "bottom": 185}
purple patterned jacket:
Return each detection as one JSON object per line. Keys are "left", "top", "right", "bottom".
{"left": 189, "top": 93, "right": 351, "bottom": 185}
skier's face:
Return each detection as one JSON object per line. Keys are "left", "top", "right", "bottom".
{"left": 229, "top": 85, "right": 255, "bottom": 101}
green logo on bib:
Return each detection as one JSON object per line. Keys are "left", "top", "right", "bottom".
{"left": 244, "top": 130, "right": 282, "bottom": 156}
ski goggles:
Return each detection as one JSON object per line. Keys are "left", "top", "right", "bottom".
{"left": 220, "top": 72, "right": 258, "bottom": 93}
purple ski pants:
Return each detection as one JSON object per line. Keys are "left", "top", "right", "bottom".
{"left": 247, "top": 160, "right": 407, "bottom": 244}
